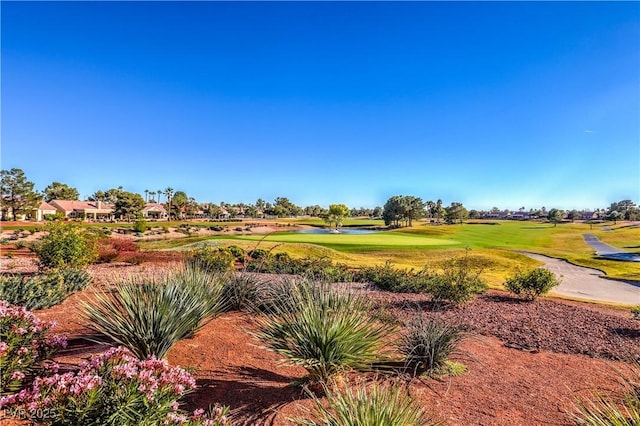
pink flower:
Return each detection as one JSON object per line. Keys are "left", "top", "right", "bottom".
{"left": 11, "top": 371, "right": 25, "bottom": 380}
{"left": 0, "top": 341, "right": 8, "bottom": 356}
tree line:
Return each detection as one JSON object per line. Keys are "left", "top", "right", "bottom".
{"left": 1, "top": 168, "right": 638, "bottom": 224}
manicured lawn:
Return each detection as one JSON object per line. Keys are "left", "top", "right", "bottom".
{"left": 223, "top": 231, "right": 459, "bottom": 251}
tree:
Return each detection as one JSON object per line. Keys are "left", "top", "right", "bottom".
{"left": 444, "top": 202, "right": 469, "bottom": 224}
{"left": 144, "top": 190, "right": 149, "bottom": 203}
{"left": 114, "top": 191, "right": 145, "bottom": 221}
{"left": 0, "top": 168, "right": 42, "bottom": 221}
{"left": 43, "top": 182, "right": 79, "bottom": 202}
{"left": 547, "top": 208, "right": 563, "bottom": 227}
{"left": 372, "top": 206, "right": 383, "bottom": 218}
{"left": 164, "top": 187, "right": 174, "bottom": 220}
{"left": 324, "top": 204, "right": 350, "bottom": 229}
{"left": 171, "top": 191, "right": 188, "bottom": 219}
{"left": 88, "top": 190, "right": 106, "bottom": 202}
{"left": 382, "top": 195, "right": 425, "bottom": 227}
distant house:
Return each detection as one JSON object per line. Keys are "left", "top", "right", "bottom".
{"left": 510, "top": 211, "right": 530, "bottom": 220}
{"left": 580, "top": 211, "right": 599, "bottom": 221}
{"left": 49, "top": 200, "right": 115, "bottom": 221}
{"left": 30, "top": 201, "right": 58, "bottom": 221}
{"left": 142, "top": 203, "right": 168, "bottom": 220}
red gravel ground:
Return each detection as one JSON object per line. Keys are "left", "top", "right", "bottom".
{"left": 1, "top": 257, "right": 638, "bottom": 425}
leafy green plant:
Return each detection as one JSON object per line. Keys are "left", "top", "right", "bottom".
{"left": 0, "top": 269, "right": 91, "bottom": 310}
{"left": 355, "top": 262, "right": 432, "bottom": 293}
{"left": 186, "top": 245, "right": 235, "bottom": 273}
{"left": 133, "top": 217, "right": 148, "bottom": 233}
{"left": 254, "top": 280, "right": 394, "bottom": 383}
{"left": 0, "top": 346, "right": 232, "bottom": 425}
{"left": 295, "top": 380, "right": 439, "bottom": 426}
{"left": 428, "top": 256, "right": 488, "bottom": 305}
{"left": 398, "top": 315, "right": 467, "bottom": 377}
{"left": 0, "top": 301, "right": 66, "bottom": 395}
{"left": 32, "top": 221, "right": 97, "bottom": 270}
{"left": 83, "top": 265, "right": 226, "bottom": 359}
{"left": 504, "top": 267, "right": 561, "bottom": 301}
{"left": 632, "top": 306, "right": 640, "bottom": 320}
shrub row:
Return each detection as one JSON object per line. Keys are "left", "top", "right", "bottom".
{"left": 356, "top": 259, "right": 488, "bottom": 305}
{"left": 0, "top": 269, "right": 91, "bottom": 310}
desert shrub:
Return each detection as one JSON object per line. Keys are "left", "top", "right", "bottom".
{"left": 133, "top": 217, "right": 148, "bottom": 233}
{"left": 398, "top": 316, "right": 466, "bottom": 377}
{"left": 246, "top": 253, "right": 353, "bottom": 282}
{"left": 254, "top": 280, "right": 394, "bottom": 383}
{"left": 573, "top": 358, "right": 640, "bottom": 425}
{"left": 0, "top": 269, "right": 91, "bottom": 310}
{"left": 0, "top": 301, "right": 67, "bottom": 395}
{"left": 186, "top": 245, "right": 235, "bottom": 273}
{"left": 0, "top": 346, "right": 232, "bottom": 425}
{"left": 221, "top": 274, "right": 261, "bottom": 312}
{"left": 83, "top": 266, "right": 225, "bottom": 359}
{"left": 295, "top": 380, "right": 438, "bottom": 426}
{"left": 32, "top": 222, "right": 97, "bottom": 270}
{"left": 247, "top": 248, "right": 268, "bottom": 259}
{"left": 504, "top": 267, "right": 561, "bottom": 301}
{"left": 227, "top": 245, "right": 245, "bottom": 260}
{"left": 632, "top": 306, "right": 640, "bottom": 320}
{"left": 428, "top": 257, "right": 488, "bottom": 305}
{"left": 355, "top": 262, "right": 432, "bottom": 293}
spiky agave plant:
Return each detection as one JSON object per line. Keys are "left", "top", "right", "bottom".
{"left": 83, "top": 264, "right": 226, "bottom": 359}
{"left": 295, "top": 380, "right": 440, "bottom": 426}
{"left": 398, "top": 315, "right": 466, "bottom": 377}
{"left": 254, "top": 280, "right": 395, "bottom": 383}
{"left": 573, "top": 358, "right": 640, "bottom": 425}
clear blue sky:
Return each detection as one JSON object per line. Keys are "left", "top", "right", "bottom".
{"left": 2, "top": 1, "right": 638, "bottom": 210}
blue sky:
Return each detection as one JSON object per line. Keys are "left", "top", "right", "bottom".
{"left": 2, "top": 1, "right": 638, "bottom": 210}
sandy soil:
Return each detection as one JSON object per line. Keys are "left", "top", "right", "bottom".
{"left": 1, "top": 255, "right": 638, "bottom": 425}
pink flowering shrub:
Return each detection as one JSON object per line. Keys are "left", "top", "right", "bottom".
{"left": 0, "top": 346, "right": 231, "bottom": 425}
{"left": 0, "top": 301, "right": 67, "bottom": 394}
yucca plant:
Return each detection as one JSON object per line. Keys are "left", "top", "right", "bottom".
{"left": 399, "top": 315, "right": 466, "bottom": 377}
{"left": 83, "top": 265, "right": 226, "bottom": 359}
{"left": 254, "top": 280, "right": 395, "bottom": 383}
{"left": 573, "top": 358, "right": 640, "bottom": 425}
{"left": 295, "top": 380, "right": 439, "bottom": 426}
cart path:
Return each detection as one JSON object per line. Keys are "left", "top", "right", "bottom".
{"left": 522, "top": 252, "right": 640, "bottom": 305}
{"left": 583, "top": 233, "right": 640, "bottom": 262}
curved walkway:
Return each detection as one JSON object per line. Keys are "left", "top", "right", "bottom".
{"left": 583, "top": 233, "right": 640, "bottom": 262}
{"left": 522, "top": 252, "right": 640, "bottom": 305}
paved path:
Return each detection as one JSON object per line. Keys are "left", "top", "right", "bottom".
{"left": 522, "top": 252, "right": 640, "bottom": 305}
{"left": 583, "top": 233, "right": 640, "bottom": 262}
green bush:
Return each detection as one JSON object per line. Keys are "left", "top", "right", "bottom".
{"left": 83, "top": 265, "right": 226, "bottom": 359}
{"left": 399, "top": 316, "right": 466, "bottom": 377}
{"left": 632, "top": 306, "right": 640, "bottom": 320}
{"left": 296, "top": 381, "right": 438, "bottom": 426}
{"left": 0, "top": 269, "right": 91, "bottom": 310}
{"left": 132, "top": 218, "right": 147, "bottom": 233}
{"left": 32, "top": 222, "right": 97, "bottom": 270}
{"left": 254, "top": 280, "right": 394, "bottom": 383}
{"left": 186, "top": 245, "right": 235, "bottom": 273}
{"left": 355, "top": 262, "right": 432, "bottom": 293}
{"left": 428, "top": 257, "right": 488, "bottom": 305}
{"left": 246, "top": 253, "right": 354, "bottom": 282}
{"left": 504, "top": 267, "right": 561, "bottom": 301}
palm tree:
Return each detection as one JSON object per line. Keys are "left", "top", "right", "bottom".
{"left": 144, "top": 189, "right": 149, "bottom": 203}
{"left": 164, "top": 187, "right": 174, "bottom": 221}
{"left": 149, "top": 191, "right": 156, "bottom": 203}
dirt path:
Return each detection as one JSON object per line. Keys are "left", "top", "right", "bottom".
{"left": 523, "top": 252, "right": 640, "bottom": 305}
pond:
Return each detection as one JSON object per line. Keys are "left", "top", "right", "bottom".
{"left": 296, "top": 228, "right": 382, "bottom": 235}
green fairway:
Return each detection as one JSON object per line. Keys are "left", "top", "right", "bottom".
{"left": 219, "top": 231, "right": 459, "bottom": 251}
